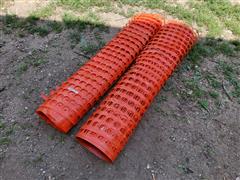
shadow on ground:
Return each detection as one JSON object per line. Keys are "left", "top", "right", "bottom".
{"left": 0, "top": 15, "right": 240, "bottom": 180}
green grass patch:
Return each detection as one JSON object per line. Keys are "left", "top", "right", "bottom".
{"left": 28, "top": 25, "right": 50, "bottom": 37}
{"left": 177, "top": 164, "right": 194, "bottom": 174}
{"left": 47, "top": 21, "right": 63, "bottom": 33}
{"left": 219, "top": 61, "right": 240, "bottom": 100}
{"left": 186, "top": 38, "right": 238, "bottom": 66}
{"left": 31, "top": 58, "right": 48, "bottom": 67}
{"left": 198, "top": 99, "right": 209, "bottom": 111}
{"left": 68, "top": 30, "right": 81, "bottom": 48}
{"left": 25, "top": 15, "right": 40, "bottom": 24}
{"left": 0, "top": 137, "right": 11, "bottom": 145}
{"left": 184, "top": 71, "right": 205, "bottom": 99}
{"left": 57, "top": 0, "right": 109, "bottom": 10}
{"left": 80, "top": 37, "right": 100, "bottom": 54}
{"left": 16, "top": 50, "right": 48, "bottom": 76}
{"left": 205, "top": 72, "right": 221, "bottom": 89}
{"left": 3, "top": 14, "right": 52, "bottom": 36}
{"left": 188, "top": 1, "right": 223, "bottom": 37}
{"left": 202, "top": 0, "right": 240, "bottom": 36}
{"left": 30, "top": 3, "right": 56, "bottom": 18}
{"left": 185, "top": 80, "right": 205, "bottom": 99}
{"left": 17, "top": 62, "right": 29, "bottom": 75}
{"left": 62, "top": 11, "right": 107, "bottom": 31}
{"left": 0, "top": 120, "right": 5, "bottom": 129}
{"left": 209, "top": 91, "right": 219, "bottom": 99}
{"left": 119, "top": 0, "right": 239, "bottom": 37}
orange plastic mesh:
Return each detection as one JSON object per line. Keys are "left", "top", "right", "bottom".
{"left": 75, "top": 21, "right": 198, "bottom": 162}
{"left": 36, "top": 14, "right": 164, "bottom": 133}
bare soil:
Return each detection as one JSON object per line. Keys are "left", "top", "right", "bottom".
{"left": 0, "top": 1, "right": 240, "bottom": 180}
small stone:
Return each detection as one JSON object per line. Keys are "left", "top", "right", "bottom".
{"left": 187, "top": 90, "right": 193, "bottom": 95}
{"left": 146, "top": 164, "right": 151, "bottom": 169}
{"left": 26, "top": 136, "right": 30, "bottom": 141}
{"left": 236, "top": 177, "right": 240, "bottom": 180}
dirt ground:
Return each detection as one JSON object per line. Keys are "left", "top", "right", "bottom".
{"left": 0, "top": 1, "right": 240, "bottom": 180}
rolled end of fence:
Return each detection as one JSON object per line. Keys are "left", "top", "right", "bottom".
{"left": 76, "top": 131, "right": 114, "bottom": 163}
{"left": 76, "top": 21, "right": 198, "bottom": 162}
{"left": 36, "top": 13, "right": 164, "bottom": 133}
{"left": 36, "top": 105, "right": 74, "bottom": 133}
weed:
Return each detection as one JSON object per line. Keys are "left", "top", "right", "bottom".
{"left": 48, "top": 134, "right": 55, "bottom": 141}
{"left": 94, "top": 31, "right": 106, "bottom": 47}
{"left": 25, "top": 15, "right": 39, "bottom": 25}
{"left": 217, "top": 42, "right": 235, "bottom": 56}
{"left": 62, "top": 12, "right": 107, "bottom": 31}
{"left": 80, "top": 37, "right": 100, "bottom": 54}
{"left": 17, "top": 31, "right": 26, "bottom": 38}
{"left": 16, "top": 51, "right": 48, "bottom": 76}
{"left": 186, "top": 43, "right": 208, "bottom": 65}
{"left": 81, "top": 43, "right": 99, "bottom": 54}
{"left": 186, "top": 38, "right": 238, "bottom": 67}
{"left": 205, "top": 73, "right": 221, "bottom": 89}
{"left": 219, "top": 61, "right": 240, "bottom": 100}
{"left": 230, "top": 40, "right": 240, "bottom": 51}
{"left": 203, "top": 144, "right": 215, "bottom": 157}
{"left": 0, "top": 137, "right": 11, "bottom": 145}
{"left": 29, "top": 26, "right": 50, "bottom": 37}
{"left": 209, "top": 91, "right": 219, "bottom": 99}
{"left": 31, "top": 58, "right": 48, "bottom": 67}
{"left": 186, "top": 81, "right": 205, "bottom": 98}
{"left": 47, "top": 21, "right": 63, "bottom": 33}
{"left": 184, "top": 70, "right": 205, "bottom": 99}
{"left": 4, "top": 124, "right": 16, "bottom": 136}
{"left": 68, "top": 30, "right": 81, "bottom": 45}
{"left": 4, "top": 14, "right": 18, "bottom": 25}
{"left": 17, "top": 63, "right": 28, "bottom": 75}
{"left": 198, "top": 99, "right": 209, "bottom": 111}
{"left": 63, "top": 12, "right": 82, "bottom": 29}
{"left": 177, "top": 164, "right": 194, "bottom": 174}
{"left": 3, "top": 14, "right": 27, "bottom": 29}
{"left": 0, "top": 120, "right": 5, "bottom": 129}
{"left": 59, "top": 134, "right": 66, "bottom": 144}
{"left": 2, "top": 14, "right": 52, "bottom": 37}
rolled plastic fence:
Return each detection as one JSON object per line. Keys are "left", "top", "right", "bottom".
{"left": 76, "top": 21, "right": 198, "bottom": 162}
{"left": 36, "top": 14, "right": 164, "bottom": 133}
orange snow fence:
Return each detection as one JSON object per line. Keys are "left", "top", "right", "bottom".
{"left": 75, "top": 20, "right": 198, "bottom": 162}
{"left": 36, "top": 14, "right": 164, "bottom": 133}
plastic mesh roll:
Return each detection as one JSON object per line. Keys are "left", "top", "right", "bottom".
{"left": 75, "top": 21, "right": 198, "bottom": 162}
{"left": 36, "top": 14, "right": 164, "bottom": 133}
